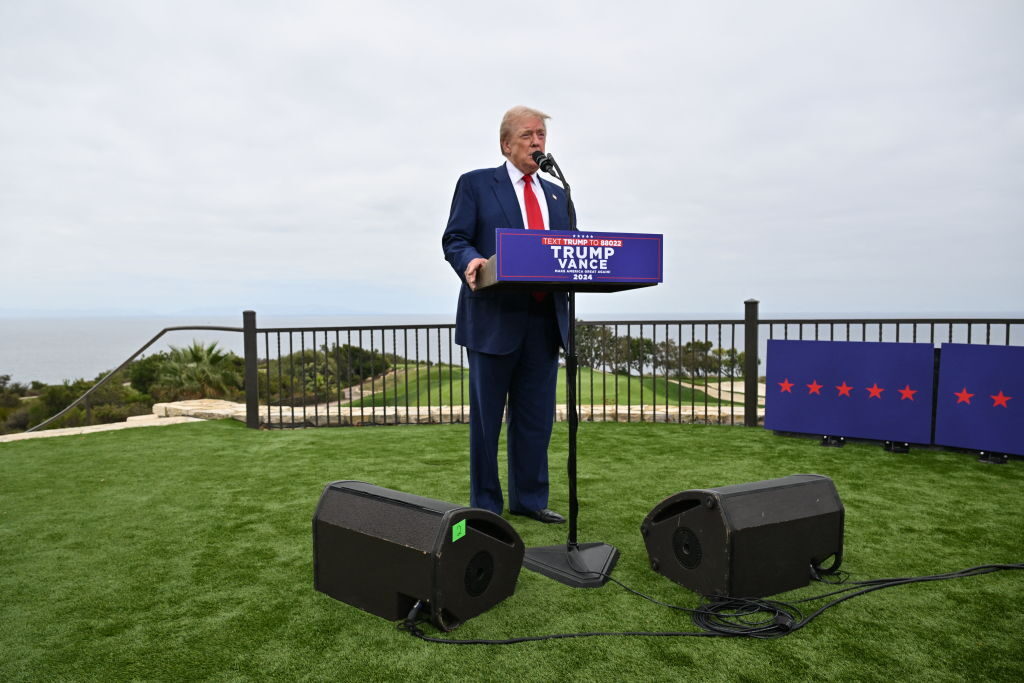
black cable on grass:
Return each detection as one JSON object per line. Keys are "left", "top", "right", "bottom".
{"left": 398, "top": 563, "right": 1024, "bottom": 645}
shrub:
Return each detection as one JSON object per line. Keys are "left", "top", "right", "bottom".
{"left": 24, "top": 369, "right": 156, "bottom": 432}
{"left": 3, "top": 406, "right": 32, "bottom": 433}
{"left": 129, "top": 353, "right": 169, "bottom": 395}
{"left": 92, "top": 402, "right": 151, "bottom": 424}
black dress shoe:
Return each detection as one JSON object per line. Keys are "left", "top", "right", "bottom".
{"left": 510, "top": 508, "right": 566, "bottom": 524}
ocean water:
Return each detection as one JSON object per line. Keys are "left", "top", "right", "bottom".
{"left": 0, "top": 314, "right": 454, "bottom": 385}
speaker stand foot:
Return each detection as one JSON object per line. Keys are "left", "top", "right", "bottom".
{"left": 523, "top": 542, "right": 619, "bottom": 588}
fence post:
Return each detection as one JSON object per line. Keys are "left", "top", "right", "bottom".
{"left": 243, "top": 310, "right": 259, "bottom": 429}
{"left": 743, "top": 299, "right": 760, "bottom": 427}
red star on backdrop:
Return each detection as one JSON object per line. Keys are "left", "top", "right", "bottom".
{"left": 990, "top": 391, "right": 1013, "bottom": 408}
{"left": 898, "top": 385, "right": 918, "bottom": 401}
{"left": 836, "top": 382, "right": 853, "bottom": 397}
{"left": 778, "top": 378, "right": 794, "bottom": 393}
{"left": 866, "top": 383, "right": 885, "bottom": 399}
{"left": 807, "top": 380, "right": 823, "bottom": 395}
{"left": 954, "top": 387, "right": 974, "bottom": 404}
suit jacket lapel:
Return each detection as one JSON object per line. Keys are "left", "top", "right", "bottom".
{"left": 491, "top": 165, "right": 524, "bottom": 229}
{"left": 540, "top": 178, "right": 568, "bottom": 230}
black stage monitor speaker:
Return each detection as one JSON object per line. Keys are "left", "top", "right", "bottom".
{"left": 641, "top": 474, "right": 844, "bottom": 598}
{"left": 312, "top": 481, "right": 525, "bottom": 631}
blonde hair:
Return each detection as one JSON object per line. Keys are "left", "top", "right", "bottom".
{"left": 499, "top": 106, "right": 550, "bottom": 156}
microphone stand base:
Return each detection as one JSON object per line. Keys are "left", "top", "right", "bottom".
{"left": 522, "top": 542, "right": 619, "bottom": 588}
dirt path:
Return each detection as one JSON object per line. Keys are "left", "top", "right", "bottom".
{"left": 673, "top": 379, "right": 767, "bottom": 405}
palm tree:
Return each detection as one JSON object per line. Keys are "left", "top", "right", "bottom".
{"left": 153, "top": 341, "right": 242, "bottom": 400}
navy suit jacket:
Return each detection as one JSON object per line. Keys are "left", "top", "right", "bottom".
{"left": 442, "top": 164, "right": 571, "bottom": 355}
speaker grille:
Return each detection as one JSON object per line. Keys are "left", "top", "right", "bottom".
{"left": 672, "top": 526, "right": 702, "bottom": 569}
{"left": 318, "top": 486, "right": 443, "bottom": 552}
{"left": 464, "top": 551, "right": 494, "bottom": 597}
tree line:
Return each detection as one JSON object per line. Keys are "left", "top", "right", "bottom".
{"left": 574, "top": 324, "right": 748, "bottom": 378}
{"left": 257, "top": 342, "right": 396, "bottom": 406}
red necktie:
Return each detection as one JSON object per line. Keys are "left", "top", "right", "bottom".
{"left": 523, "top": 174, "right": 545, "bottom": 230}
{"left": 523, "top": 175, "right": 547, "bottom": 301}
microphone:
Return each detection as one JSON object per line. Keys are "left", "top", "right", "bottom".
{"left": 531, "top": 150, "right": 555, "bottom": 173}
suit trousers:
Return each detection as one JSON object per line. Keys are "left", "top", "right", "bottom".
{"left": 466, "top": 296, "right": 561, "bottom": 515}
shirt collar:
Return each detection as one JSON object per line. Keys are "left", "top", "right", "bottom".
{"left": 505, "top": 159, "right": 537, "bottom": 186}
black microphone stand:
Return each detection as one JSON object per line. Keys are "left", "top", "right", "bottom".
{"left": 522, "top": 154, "right": 619, "bottom": 588}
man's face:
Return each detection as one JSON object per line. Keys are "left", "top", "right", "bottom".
{"left": 503, "top": 116, "right": 546, "bottom": 174}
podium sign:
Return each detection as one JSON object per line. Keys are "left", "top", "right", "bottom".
{"left": 478, "top": 229, "right": 663, "bottom": 292}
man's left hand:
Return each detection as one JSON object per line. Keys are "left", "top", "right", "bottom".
{"left": 465, "top": 257, "right": 488, "bottom": 291}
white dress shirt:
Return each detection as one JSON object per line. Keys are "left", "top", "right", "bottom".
{"left": 505, "top": 160, "right": 550, "bottom": 230}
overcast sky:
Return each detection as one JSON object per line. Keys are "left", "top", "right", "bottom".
{"left": 2, "top": 0, "right": 1021, "bottom": 320}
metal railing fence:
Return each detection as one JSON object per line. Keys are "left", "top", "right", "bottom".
{"left": 21, "top": 305, "right": 1021, "bottom": 433}
{"left": 241, "top": 305, "right": 1024, "bottom": 429}
{"left": 243, "top": 311, "right": 465, "bottom": 428}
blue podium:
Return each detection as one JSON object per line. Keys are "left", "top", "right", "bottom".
{"left": 479, "top": 228, "right": 663, "bottom": 588}
{"left": 478, "top": 228, "right": 663, "bottom": 293}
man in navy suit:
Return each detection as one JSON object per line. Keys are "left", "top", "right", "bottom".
{"left": 441, "top": 106, "right": 569, "bottom": 524}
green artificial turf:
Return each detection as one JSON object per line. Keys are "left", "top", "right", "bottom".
{"left": 1, "top": 421, "right": 1022, "bottom": 681}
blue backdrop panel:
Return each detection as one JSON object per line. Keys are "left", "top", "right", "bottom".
{"left": 765, "top": 340, "right": 934, "bottom": 443}
{"left": 934, "top": 343, "right": 1024, "bottom": 456}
